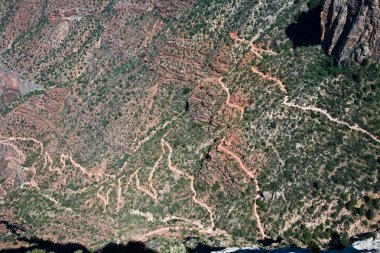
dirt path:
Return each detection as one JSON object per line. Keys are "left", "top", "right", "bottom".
{"left": 134, "top": 226, "right": 184, "bottom": 241}
{"left": 135, "top": 173, "right": 158, "bottom": 203}
{"left": 121, "top": 167, "right": 158, "bottom": 205}
{"left": 0, "top": 138, "right": 26, "bottom": 162}
{"left": 116, "top": 177, "right": 123, "bottom": 213}
{"left": 68, "top": 156, "right": 116, "bottom": 179}
{"left": 218, "top": 77, "right": 245, "bottom": 120}
{"left": 230, "top": 32, "right": 287, "bottom": 94}
{"left": 44, "top": 151, "right": 63, "bottom": 174}
{"left": 250, "top": 44, "right": 277, "bottom": 59}
{"left": 68, "top": 156, "right": 94, "bottom": 177}
{"left": 96, "top": 186, "right": 112, "bottom": 212}
{"left": 135, "top": 225, "right": 229, "bottom": 242}
{"left": 217, "top": 137, "right": 266, "bottom": 239}
{"left": 131, "top": 112, "right": 184, "bottom": 154}
{"left": 230, "top": 32, "right": 277, "bottom": 59}
{"left": 251, "top": 67, "right": 287, "bottom": 94}
{"left": 39, "top": 192, "right": 73, "bottom": 212}
{"left": 148, "top": 146, "right": 165, "bottom": 200}
{"left": 125, "top": 168, "right": 141, "bottom": 192}
{"left": 283, "top": 97, "right": 380, "bottom": 144}
{"left": 161, "top": 139, "right": 215, "bottom": 230}
{"left": 6, "top": 137, "right": 44, "bottom": 153}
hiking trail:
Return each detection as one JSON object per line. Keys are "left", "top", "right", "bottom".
{"left": 161, "top": 138, "right": 215, "bottom": 231}
{"left": 218, "top": 137, "right": 266, "bottom": 239}
{"left": 283, "top": 96, "right": 380, "bottom": 144}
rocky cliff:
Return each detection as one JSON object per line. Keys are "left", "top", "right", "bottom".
{"left": 321, "top": 0, "right": 380, "bottom": 64}
{"left": 212, "top": 233, "right": 380, "bottom": 253}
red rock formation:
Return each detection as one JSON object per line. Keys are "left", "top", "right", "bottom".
{"left": 0, "top": 69, "right": 21, "bottom": 105}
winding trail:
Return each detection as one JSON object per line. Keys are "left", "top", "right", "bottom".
{"left": 44, "top": 151, "right": 61, "bottom": 174}
{"left": 230, "top": 35, "right": 379, "bottom": 144}
{"left": 135, "top": 173, "right": 158, "bottom": 203}
{"left": 232, "top": 32, "right": 379, "bottom": 144}
{"left": 0, "top": 140, "right": 25, "bottom": 163}
{"left": 134, "top": 226, "right": 184, "bottom": 241}
{"left": 283, "top": 97, "right": 380, "bottom": 144}
{"left": 131, "top": 112, "right": 184, "bottom": 154}
{"left": 230, "top": 32, "right": 277, "bottom": 59}
{"left": 4, "top": 137, "right": 44, "bottom": 156}
{"left": 96, "top": 186, "right": 112, "bottom": 212}
{"left": 68, "top": 157, "right": 96, "bottom": 178}
{"left": 250, "top": 44, "right": 277, "bottom": 59}
{"left": 217, "top": 137, "right": 266, "bottom": 239}
{"left": 58, "top": 154, "right": 68, "bottom": 173}
{"left": 68, "top": 156, "right": 115, "bottom": 179}
{"left": 251, "top": 67, "right": 287, "bottom": 94}
{"left": 148, "top": 145, "right": 166, "bottom": 200}
{"left": 218, "top": 77, "right": 245, "bottom": 120}
{"left": 161, "top": 139, "right": 215, "bottom": 231}
{"left": 121, "top": 167, "right": 158, "bottom": 203}
{"left": 116, "top": 177, "right": 123, "bottom": 213}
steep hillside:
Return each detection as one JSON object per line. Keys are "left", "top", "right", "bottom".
{"left": 0, "top": 0, "right": 379, "bottom": 251}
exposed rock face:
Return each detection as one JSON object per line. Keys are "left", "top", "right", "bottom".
{"left": 211, "top": 232, "right": 380, "bottom": 252}
{"left": 0, "top": 68, "right": 20, "bottom": 105}
{"left": 321, "top": 0, "right": 380, "bottom": 64}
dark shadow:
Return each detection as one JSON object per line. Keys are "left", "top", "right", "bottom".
{"left": 0, "top": 238, "right": 157, "bottom": 253}
{"left": 0, "top": 237, "right": 90, "bottom": 253}
{"left": 186, "top": 241, "right": 225, "bottom": 253}
{"left": 258, "top": 237, "right": 282, "bottom": 247}
{"left": 286, "top": 5, "right": 323, "bottom": 48}
{"left": 325, "top": 232, "right": 345, "bottom": 250}
{"left": 0, "top": 220, "right": 27, "bottom": 235}
{"left": 101, "top": 241, "right": 157, "bottom": 253}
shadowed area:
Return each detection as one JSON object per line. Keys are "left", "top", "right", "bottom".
{"left": 186, "top": 241, "right": 225, "bottom": 253}
{"left": 0, "top": 238, "right": 157, "bottom": 253}
{"left": 286, "top": 5, "right": 323, "bottom": 48}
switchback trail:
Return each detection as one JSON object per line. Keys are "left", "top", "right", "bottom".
{"left": 96, "top": 186, "right": 112, "bottom": 212}
{"left": 229, "top": 32, "right": 287, "bottom": 94}
{"left": 230, "top": 31, "right": 277, "bottom": 59}
{"left": 148, "top": 144, "right": 166, "bottom": 200}
{"left": 131, "top": 112, "right": 184, "bottom": 154}
{"left": 251, "top": 67, "right": 287, "bottom": 94}
{"left": 218, "top": 137, "right": 266, "bottom": 239}
{"left": 234, "top": 32, "right": 379, "bottom": 145}
{"left": 218, "top": 77, "right": 245, "bottom": 120}
{"left": 135, "top": 173, "right": 158, "bottom": 203}
{"left": 161, "top": 138, "right": 215, "bottom": 231}
{"left": 250, "top": 44, "right": 277, "bottom": 59}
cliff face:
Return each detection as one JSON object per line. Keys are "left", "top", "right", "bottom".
{"left": 321, "top": 0, "right": 380, "bottom": 64}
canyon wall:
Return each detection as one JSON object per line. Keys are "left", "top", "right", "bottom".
{"left": 321, "top": 0, "right": 380, "bottom": 64}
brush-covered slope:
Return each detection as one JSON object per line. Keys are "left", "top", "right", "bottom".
{"left": 0, "top": 0, "right": 379, "bottom": 251}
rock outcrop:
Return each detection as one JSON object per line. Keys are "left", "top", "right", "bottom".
{"left": 321, "top": 0, "right": 380, "bottom": 64}
{"left": 211, "top": 232, "right": 380, "bottom": 252}
{"left": 0, "top": 68, "right": 20, "bottom": 105}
